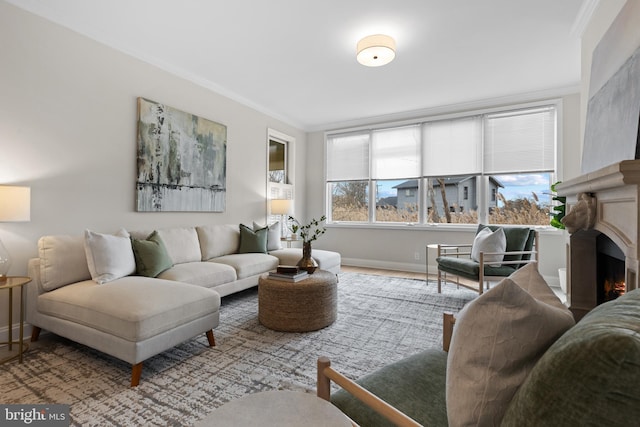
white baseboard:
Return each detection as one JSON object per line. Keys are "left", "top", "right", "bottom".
{"left": 342, "top": 257, "right": 427, "bottom": 275}
{"left": 0, "top": 322, "right": 33, "bottom": 346}
{"left": 342, "top": 257, "right": 561, "bottom": 288}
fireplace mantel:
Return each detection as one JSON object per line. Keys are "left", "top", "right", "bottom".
{"left": 556, "top": 160, "right": 640, "bottom": 319}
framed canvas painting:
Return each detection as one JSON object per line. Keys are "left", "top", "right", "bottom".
{"left": 136, "top": 98, "right": 227, "bottom": 212}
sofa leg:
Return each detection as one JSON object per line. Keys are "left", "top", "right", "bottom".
{"left": 31, "top": 326, "right": 41, "bottom": 342}
{"left": 131, "top": 363, "right": 143, "bottom": 387}
{"left": 206, "top": 330, "right": 216, "bottom": 347}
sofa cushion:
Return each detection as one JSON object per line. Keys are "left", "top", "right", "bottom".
{"left": 38, "top": 235, "right": 91, "bottom": 291}
{"left": 36, "top": 276, "right": 221, "bottom": 342}
{"left": 196, "top": 224, "right": 240, "bottom": 260}
{"left": 332, "top": 349, "right": 449, "bottom": 427}
{"left": 210, "top": 253, "right": 278, "bottom": 279}
{"left": 158, "top": 261, "right": 237, "bottom": 287}
{"left": 501, "top": 288, "right": 640, "bottom": 427}
{"left": 84, "top": 229, "right": 136, "bottom": 284}
{"left": 446, "top": 269, "right": 574, "bottom": 426}
{"left": 238, "top": 224, "right": 268, "bottom": 254}
{"left": 471, "top": 226, "right": 506, "bottom": 266}
{"left": 254, "top": 221, "right": 282, "bottom": 251}
{"left": 156, "top": 227, "right": 202, "bottom": 264}
{"left": 131, "top": 231, "right": 173, "bottom": 277}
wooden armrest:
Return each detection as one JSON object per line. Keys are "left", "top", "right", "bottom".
{"left": 317, "top": 357, "right": 422, "bottom": 427}
{"left": 316, "top": 313, "right": 457, "bottom": 426}
{"left": 443, "top": 312, "right": 456, "bottom": 352}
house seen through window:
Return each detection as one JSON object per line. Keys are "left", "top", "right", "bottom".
{"left": 325, "top": 103, "right": 558, "bottom": 226}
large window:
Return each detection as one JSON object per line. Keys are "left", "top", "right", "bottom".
{"left": 325, "top": 103, "right": 558, "bottom": 226}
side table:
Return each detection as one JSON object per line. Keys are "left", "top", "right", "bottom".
{"left": 195, "top": 390, "right": 352, "bottom": 426}
{"left": 0, "top": 276, "right": 31, "bottom": 364}
{"left": 280, "top": 236, "right": 301, "bottom": 248}
{"left": 426, "top": 244, "right": 439, "bottom": 281}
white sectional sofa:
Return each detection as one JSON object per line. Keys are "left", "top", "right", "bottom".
{"left": 26, "top": 224, "right": 341, "bottom": 386}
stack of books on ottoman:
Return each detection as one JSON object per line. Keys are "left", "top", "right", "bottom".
{"left": 268, "top": 266, "right": 309, "bottom": 282}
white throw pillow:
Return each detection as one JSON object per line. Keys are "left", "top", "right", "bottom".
{"left": 446, "top": 276, "right": 575, "bottom": 426}
{"left": 471, "top": 227, "right": 506, "bottom": 267}
{"left": 253, "top": 221, "right": 282, "bottom": 251}
{"left": 84, "top": 229, "right": 136, "bottom": 284}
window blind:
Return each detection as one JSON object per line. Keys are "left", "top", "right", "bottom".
{"left": 372, "top": 125, "right": 421, "bottom": 179}
{"left": 326, "top": 133, "right": 370, "bottom": 181}
{"left": 422, "top": 116, "right": 482, "bottom": 176}
{"left": 484, "top": 107, "right": 556, "bottom": 174}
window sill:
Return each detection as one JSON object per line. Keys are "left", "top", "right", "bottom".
{"left": 326, "top": 222, "right": 564, "bottom": 235}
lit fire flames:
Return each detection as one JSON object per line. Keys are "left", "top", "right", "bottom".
{"left": 604, "top": 279, "right": 626, "bottom": 301}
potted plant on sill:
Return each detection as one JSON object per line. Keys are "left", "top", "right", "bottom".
{"left": 288, "top": 215, "right": 326, "bottom": 274}
{"left": 550, "top": 181, "right": 566, "bottom": 230}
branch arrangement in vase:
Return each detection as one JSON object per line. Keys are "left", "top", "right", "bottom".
{"left": 288, "top": 215, "right": 327, "bottom": 243}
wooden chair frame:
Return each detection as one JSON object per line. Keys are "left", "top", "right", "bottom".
{"left": 436, "top": 230, "right": 538, "bottom": 295}
{"left": 317, "top": 313, "right": 456, "bottom": 427}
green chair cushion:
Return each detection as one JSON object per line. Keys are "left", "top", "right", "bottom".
{"left": 331, "top": 349, "right": 449, "bottom": 427}
{"left": 436, "top": 256, "right": 517, "bottom": 279}
{"left": 501, "top": 288, "right": 640, "bottom": 427}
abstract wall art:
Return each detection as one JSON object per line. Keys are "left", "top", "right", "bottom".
{"left": 136, "top": 98, "right": 227, "bottom": 212}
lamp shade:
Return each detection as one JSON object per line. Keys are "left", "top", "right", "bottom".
{"left": 357, "top": 34, "right": 396, "bottom": 67}
{"left": 0, "top": 186, "right": 31, "bottom": 222}
{"left": 270, "top": 199, "right": 293, "bottom": 216}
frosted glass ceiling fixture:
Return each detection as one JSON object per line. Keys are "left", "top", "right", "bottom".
{"left": 356, "top": 34, "right": 396, "bottom": 67}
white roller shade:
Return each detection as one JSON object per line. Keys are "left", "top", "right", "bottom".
{"left": 326, "top": 133, "right": 369, "bottom": 181}
{"left": 422, "top": 116, "right": 482, "bottom": 176}
{"left": 484, "top": 107, "right": 556, "bottom": 174}
{"left": 372, "top": 125, "right": 421, "bottom": 179}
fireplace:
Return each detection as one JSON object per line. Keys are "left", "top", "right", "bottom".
{"left": 597, "top": 233, "right": 626, "bottom": 304}
{"left": 556, "top": 160, "right": 640, "bottom": 320}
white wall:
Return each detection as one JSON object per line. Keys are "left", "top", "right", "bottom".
{"left": 0, "top": 2, "right": 306, "bottom": 327}
{"left": 307, "top": 93, "right": 582, "bottom": 285}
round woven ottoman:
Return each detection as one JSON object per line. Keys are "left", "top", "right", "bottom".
{"left": 258, "top": 270, "right": 338, "bottom": 332}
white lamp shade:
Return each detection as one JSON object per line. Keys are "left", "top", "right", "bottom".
{"left": 270, "top": 199, "right": 293, "bottom": 216}
{"left": 357, "top": 34, "right": 396, "bottom": 67}
{"left": 0, "top": 186, "right": 31, "bottom": 222}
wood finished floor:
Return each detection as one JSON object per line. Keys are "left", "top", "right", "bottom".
{"left": 340, "top": 265, "right": 430, "bottom": 280}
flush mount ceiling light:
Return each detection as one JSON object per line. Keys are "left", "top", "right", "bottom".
{"left": 356, "top": 34, "right": 396, "bottom": 67}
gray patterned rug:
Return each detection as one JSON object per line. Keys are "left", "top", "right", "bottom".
{"left": 0, "top": 273, "right": 476, "bottom": 426}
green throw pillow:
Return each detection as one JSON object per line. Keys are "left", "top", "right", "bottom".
{"left": 501, "top": 288, "right": 640, "bottom": 426}
{"left": 131, "top": 231, "right": 173, "bottom": 277}
{"left": 238, "top": 224, "right": 268, "bottom": 253}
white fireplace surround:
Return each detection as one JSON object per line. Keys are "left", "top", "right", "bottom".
{"left": 556, "top": 160, "right": 640, "bottom": 319}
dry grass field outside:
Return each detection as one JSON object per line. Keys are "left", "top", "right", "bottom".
{"left": 331, "top": 195, "right": 551, "bottom": 226}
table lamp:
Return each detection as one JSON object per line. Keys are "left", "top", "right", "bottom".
{"left": 270, "top": 199, "right": 293, "bottom": 237}
{"left": 0, "top": 186, "right": 31, "bottom": 281}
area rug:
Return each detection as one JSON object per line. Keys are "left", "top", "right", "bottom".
{"left": 0, "top": 273, "right": 476, "bottom": 426}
